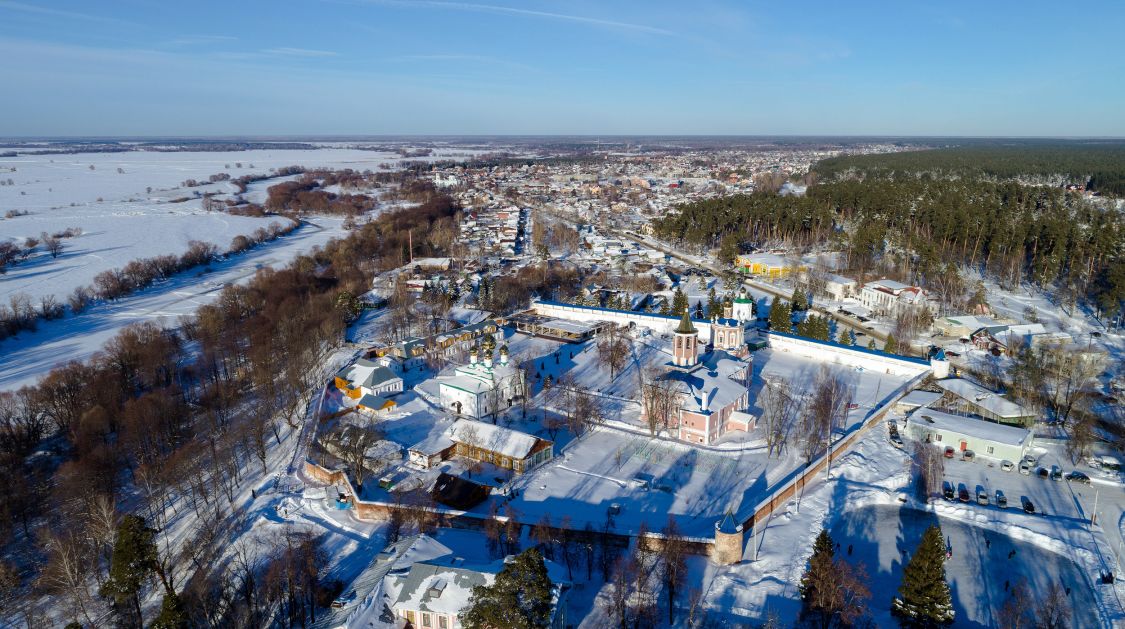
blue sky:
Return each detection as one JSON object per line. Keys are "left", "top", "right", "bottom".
{"left": 1, "top": 1, "right": 1122, "bottom": 136}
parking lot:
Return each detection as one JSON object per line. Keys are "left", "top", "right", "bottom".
{"left": 929, "top": 440, "right": 1123, "bottom": 536}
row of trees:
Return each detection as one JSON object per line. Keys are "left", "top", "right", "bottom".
{"left": 0, "top": 221, "right": 298, "bottom": 342}
{"left": 0, "top": 183, "right": 464, "bottom": 626}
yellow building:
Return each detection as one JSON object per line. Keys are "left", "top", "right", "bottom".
{"left": 735, "top": 253, "right": 805, "bottom": 279}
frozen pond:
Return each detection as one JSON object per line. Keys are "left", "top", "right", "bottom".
{"left": 830, "top": 504, "right": 1100, "bottom": 628}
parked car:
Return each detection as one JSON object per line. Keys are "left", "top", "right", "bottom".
{"left": 958, "top": 484, "right": 970, "bottom": 502}
{"left": 1037, "top": 467, "right": 1050, "bottom": 479}
{"left": 944, "top": 446, "right": 956, "bottom": 459}
{"left": 1019, "top": 461, "right": 1032, "bottom": 475}
{"left": 996, "top": 490, "right": 1008, "bottom": 508}
{"left": 976, "top": 487, "right": 989, "bottom": 505}
{"left": 963, "top": 450, "right": 975, "bottom": 462}
{"left": 1022, "top": 497, "right": 1036, "bottom": 514}
{"left": 1022, "top": 454, "right": 1038, "bottom": 467}
{"left": 1066, "top": 471, "right": 1092, "bottom": 485}
{"left": 1050, "top": 466, "right": 1063, "bottom": 481}
{"left": 1001, "top": 460, "right": 1014, "bottom": 472}
{"left": 943, "top": 481, "right": 955, "bottom": 500}
{"left": 890, "top": 435, "right": 904, "bottom": 449}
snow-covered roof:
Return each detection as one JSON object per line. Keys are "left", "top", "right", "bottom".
{"left": 934, "top": 378, "right": 1034, "bottom": 419}
{"left": 867, "top": 278, "right": 911, "bottom": 292}
{"left": 908, "top": 408, "right": 1031, "bottom": 447}
{"left": 409, "top": 432, "right": 456, "bottom": 456}
{"left": 357, "top": 393, "right": 395, "bottom": 411}
{"left": 448, "top": 419, "right": 545, "bottom": 460}
{"left": 337, "top": 359, "right": 402, "bottom": 389}
{"left": 896, "top": 390, "right": 943, "bottom": 409}
{"left": 392, "top": 561, "right": 494, "bottom": 617}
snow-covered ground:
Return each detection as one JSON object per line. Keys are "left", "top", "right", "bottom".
{"left": 0, "top": 216, "right": 347, "bottom": 391}
{"left": 699, "top": 414, "right": 1125, "bottom": 628}
{"left": 0, "top": 148, "right": 402, "bottom": 304}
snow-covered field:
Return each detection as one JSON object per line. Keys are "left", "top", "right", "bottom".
{"left": 0, "top": 148, "right": 413, "bottom": 304}
{"left": 0, "top": 216, "right": 347, "bottom": 391}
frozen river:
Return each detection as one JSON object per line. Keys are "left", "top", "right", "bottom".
{"left": 0, "top": 216, "right": 347, "bottom": 391}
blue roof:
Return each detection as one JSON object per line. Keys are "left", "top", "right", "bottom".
{"left": 765, "top": 330, "right": 931, "bottom": 365}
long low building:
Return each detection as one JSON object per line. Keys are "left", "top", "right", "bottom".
{"left": 904, "top": 407, "right": 1033, "bottom": 462}
{"left": 934, "top": 378, "right": 1036, "bottom": 426}
{"left": 448, "top": 419, "right": 553, "bottom": 473}
{"left": 532, "top": 300, "right": 719, "bottom": 343}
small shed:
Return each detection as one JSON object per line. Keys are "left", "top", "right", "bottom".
{"left": 408, "top": 433, "right": 457, "bottom": 470}
{"left": 430, "top": 472, "right": 491, "bottom": 510}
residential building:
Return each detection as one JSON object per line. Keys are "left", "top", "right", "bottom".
{"left": 334, "top": 358, "right": 404, "bottom": 399}
{"left": 858, "top": 279, "right": 933, "bottom": 318}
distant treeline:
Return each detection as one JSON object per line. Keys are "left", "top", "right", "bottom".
{"left": 654, "top": 177, "right": 1125, "bottom": 320}
{"left": 2, "top": 142, "right": 320, "bottom": 156}
{"left": 814, "top": 142, "right": 1125, "bottom": 196}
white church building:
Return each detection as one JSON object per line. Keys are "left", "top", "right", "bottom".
{"left": 437, "top": 345, "right": 523, "bottom": 419}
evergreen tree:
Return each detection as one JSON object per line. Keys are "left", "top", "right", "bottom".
{"left": 151, "top": 590, "right": 190, "bottom": 629}
{"left": 839, "top": 330, "right": 856, "bottom": 346}
{"left": 693, "top": 300, "right": 705, "bottom": 319}
{"left": 462, "top": 547, "right": 554, "bottom": 629}
{"left": 892, "top": 525, "right": 954, "bottom": 627}
{"left": 792, "top": 288, "right": 810, "bottom": 312}
{"left": 867, "top": 339, "right": 876, "bottom": 350}
{"left": 768, "top": 297, "right": 792, "bottom": 333}
{"left": 658, "top": 299, "right": 670, "bottom": 316}
{"left": 884, "top": 334, "right": 898, "bottom": 355}
{"left": 707, "top": 287, "right": 721, "bottom": 317}
{"left": 101, "top": 515, "right": 160, "bottom": 625}
{"left": 798, "top": 529, "right": 838, "bottom": 626}
{"left": 671, "top": 287, "right": 689, "bottom": 316}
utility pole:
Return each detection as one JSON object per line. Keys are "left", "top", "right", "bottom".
{"left": 1092, "top": 487, "right": 1099, "bottom": 526}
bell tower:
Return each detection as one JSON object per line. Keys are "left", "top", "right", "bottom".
{"left": 673, "top": 310, "right": 698, "bottom": 367}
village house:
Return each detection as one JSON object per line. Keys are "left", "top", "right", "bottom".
{"left": 316, "top": 534, "right": 569, "bottom": 629}
{"left": 334, "top": 358, "right": 405, "bottom": 399}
